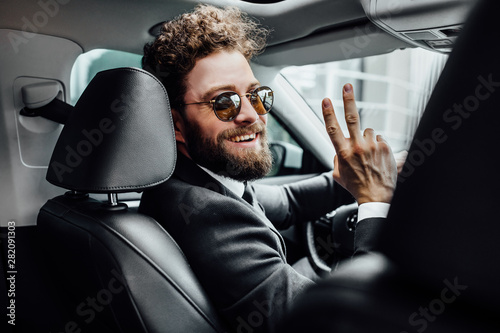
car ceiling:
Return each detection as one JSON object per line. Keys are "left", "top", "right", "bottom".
{"left": 0, "top": 0, "right": 364, "bottom": 48}
{"left": 1, "top": 0, "right": 474, "bottom": 68}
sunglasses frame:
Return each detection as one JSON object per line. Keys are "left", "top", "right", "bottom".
{"left": 183, "top": 86, "right": 274, "bottom": 122}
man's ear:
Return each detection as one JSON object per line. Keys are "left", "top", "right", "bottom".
{"left": 171, "top": 108, "right": 192, "bottom": 159}
{"left": 171, "top": 108, "right": 186, "bottom": 145}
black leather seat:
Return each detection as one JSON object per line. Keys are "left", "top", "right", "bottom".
{"left": 279, "top": 0, "right": 500, "bottom": 332}
{"left": 37, "top": 67, "right": 225, "bottom": 332}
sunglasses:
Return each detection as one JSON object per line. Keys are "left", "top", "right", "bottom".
{"left": 183, "top": 86, "right": 274, "bottom": 122}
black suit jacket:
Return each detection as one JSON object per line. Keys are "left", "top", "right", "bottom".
{"left": 139, "top": 153, "right": 384, "bottom": 332}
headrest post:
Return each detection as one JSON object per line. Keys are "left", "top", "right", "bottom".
{"left": 108, "top": 193, "right": 118, "bottom": 206}
{"left": 102, "top": 193, "right": 127, "bottom": 211}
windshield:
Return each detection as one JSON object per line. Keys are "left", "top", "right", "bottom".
{"left": 280, "top": 48, "right": 448, "bottom": 152}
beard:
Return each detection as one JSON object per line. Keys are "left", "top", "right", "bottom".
{"left": 183, "top": 121, "right": 273, "bottom": 182}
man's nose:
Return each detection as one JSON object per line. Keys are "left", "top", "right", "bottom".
{"left": 233, "top": 95, "right": 259, "bottom": 125}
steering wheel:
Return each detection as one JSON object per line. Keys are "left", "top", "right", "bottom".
{"left": 305, "top": 202, "right": 358, "bottom": 275}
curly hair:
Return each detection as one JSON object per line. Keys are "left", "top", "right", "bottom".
{"left": 142, "top": 4, "right": 269, "bottom": 111}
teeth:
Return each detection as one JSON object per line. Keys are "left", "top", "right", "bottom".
{"left": 230, "top": 133, "right": 256, "bottom": 142}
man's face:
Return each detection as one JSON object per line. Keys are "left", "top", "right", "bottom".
{"left": 174, "top": 50, "right": 272, "bottom": 181}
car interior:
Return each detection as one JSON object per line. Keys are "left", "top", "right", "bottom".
{"left": 0, "top": 0, "right": 494, "bottom": 332}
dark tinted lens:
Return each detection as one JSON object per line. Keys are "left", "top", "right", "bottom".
{"left": 214, "top": 92, "right": 240, "bottom": 121}
{"left": 251, "top": 86, "right": 273, "bottom": 114}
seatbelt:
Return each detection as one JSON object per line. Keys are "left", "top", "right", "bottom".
{"left": 20, "top": 98, "right": 74, "bottom": 124}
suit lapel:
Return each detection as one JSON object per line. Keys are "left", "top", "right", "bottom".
{"left": 244, "top": 184, "right": 288, "bottom": 259}
{"left": 173, "top": 153, "right": 227, "bottom": 194}
{"left": 173, "top": 153, "right": 288, "bottom": 258}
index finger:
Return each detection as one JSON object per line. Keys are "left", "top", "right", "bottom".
{"left": 322, "top": 97, "right": 347, "bottom": 152}
{"left": 343, "top": 84, "right": 362, "bottom": 142}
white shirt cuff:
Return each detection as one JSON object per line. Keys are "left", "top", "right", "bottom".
{"left": 357, "top": 202, "right": 390, "bottom": 223}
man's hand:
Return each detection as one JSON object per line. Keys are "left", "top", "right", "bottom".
{"left": 322, "top": 84, "right": 397, "bottom": 204}
{"left": 395, "top": 150, "right": 408, "bottom": 174}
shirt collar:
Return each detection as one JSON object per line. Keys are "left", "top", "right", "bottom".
{"left": 198, "top": 165, "right": 245, "bottom": 198}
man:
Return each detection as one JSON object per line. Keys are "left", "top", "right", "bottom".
{"left": 139, "top": 5, "right": 397, "bottom": 333}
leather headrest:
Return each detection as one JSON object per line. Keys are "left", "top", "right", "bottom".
{"left": 46, "top": 67, "right": 176, "bottom": 193}
{"left": 380, "top": 0, "right": 500, "bottom": 309}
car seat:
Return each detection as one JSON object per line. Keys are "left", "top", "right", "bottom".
{"left": 278, "top": 0, "right": 500, "bottom": 332}
{"left": 37, "top": 67, "right": 226, "bottom": 332}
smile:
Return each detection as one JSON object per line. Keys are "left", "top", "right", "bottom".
{"left": 229, "top": 133, "right": 257, "bottom": 142}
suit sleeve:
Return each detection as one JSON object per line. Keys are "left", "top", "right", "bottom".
{"left": 253, "top": 174, "right": 387, "bottom": 256}
{"left": 353, "top": 217, "right": 387, "bottom": 256}
{"left": 252, "top": 172, "right": 353, "bottom": 230}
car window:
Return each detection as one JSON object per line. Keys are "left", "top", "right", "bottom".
{"left": 70, "top": 49, "right": 142, "bottom": 105}
{"left": 280, "top": 48, "right": 448, "bottom": 152}
{"left": 266, "top": 114, "right": 303, "bottom": 177}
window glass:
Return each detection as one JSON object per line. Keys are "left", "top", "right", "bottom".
{"left": 266, "top": 114, "right": 303, "bottom": 176}
{"left": 70, "top": 49, "right": 142, "bottom": 105}
{"left": 267, "top": 113, "right": 298, "bottom": 146}
{"left": 280, "top": 48, "right": 448, "bottom": 152}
